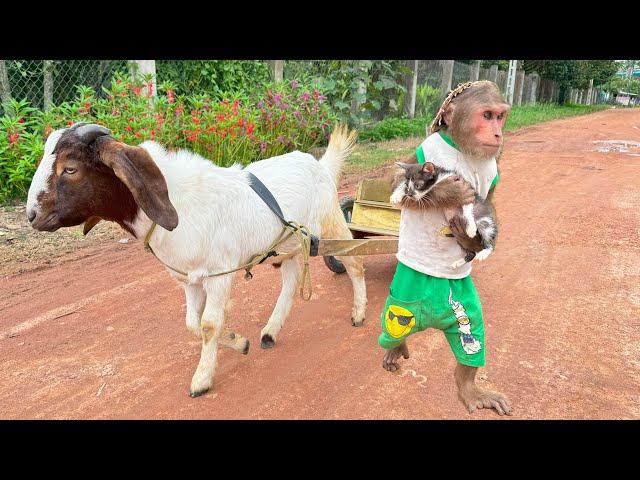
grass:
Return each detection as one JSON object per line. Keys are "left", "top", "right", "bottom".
{"left": 351, "top": 103, "right": 612, "bottom": 173}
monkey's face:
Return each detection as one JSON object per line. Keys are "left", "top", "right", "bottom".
{"left": 473, "top": 105, "right": 508, "bottom": 153}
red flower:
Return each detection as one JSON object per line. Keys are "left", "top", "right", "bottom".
{"left": 175, "top": 104, "right": 184, "bottom": 116}
{"left": 232, "top": 100, "right": 239, "bottom": 110}
{"left": 132, "top": 86, "right": 142, "bottom": 97}
{"left": 147, "top": 83, "right": 153, "bottom": 97}
{"left": 167, "top": 89, "right": 175, "bottom": 104}
{"left": 217, "top": 114, "right": 225, "bottom": 121}
{"left": 18, "top": 118, "right": 25, "bottom": 124}
{"left": 135, "top": 131, "right": 142, "bottom": 139}
{"left": 246, "top": 123, "right": 255, "bottom": 135}
{"left": 67, "top": 120, "right": 73, "bottom": 126}
{"left": 125, "top": 125, "right": 133, "bottom": 132}
{"left": 8, "top": 132, "right": 20, "bottom": 146}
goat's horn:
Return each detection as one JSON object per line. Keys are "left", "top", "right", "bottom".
{"left": 75, "top": 123, "right": 112, "bottom": 144}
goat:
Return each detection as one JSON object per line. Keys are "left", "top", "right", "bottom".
{"left": 26, "top": 123, "right": 367, "bottom": 397}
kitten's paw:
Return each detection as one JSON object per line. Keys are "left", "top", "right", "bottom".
{"left": 475, "top": 249, "right": 492, "bottom": 262}
{"left": 450, "top": 258, "right": 467, "bottom": 269}
{"left": 390, "top": 190, "right": 404, "bottom": 205}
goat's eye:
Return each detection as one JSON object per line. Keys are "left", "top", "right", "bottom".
{"left": 64, "top": 167, "right": 77, "bottom": 174}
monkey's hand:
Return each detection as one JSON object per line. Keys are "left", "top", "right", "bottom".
{"left": 449, "top": 215, "right": 485, "bottom": 253}
{"left": 424, "top": 175, "right": 476, "bottom": 208}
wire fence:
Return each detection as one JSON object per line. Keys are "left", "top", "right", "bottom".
{"left": 0, "top": 59, "right": 612, "bottom": 119}
{"left": 0, "top": 60, "right": 128, "bottom": 115}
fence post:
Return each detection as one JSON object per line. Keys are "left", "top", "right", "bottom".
{"left": 515, "top": 69, "right": 525, "bottom": 106}
{"left": 585, "top": 79, "right": 593, "bottom": 105}
{"left": 529, "top": 73, "right": 539, "bottom": 104}
{"left": 0, "top": 60, "right": 12, "bottom": 114}
{"left": 505, "top": 60, "right": 517, "bottom": 104}
{"left": 403, "top": 60, "right": 418, "bottom": 119}
{"left": 43, "top": 60, "right": 54, "bottom": 111}
{"left": 130, "top": 60, "right": 157, "bottom": 96}
{"left": 489, "top": 64, "right": 498, "bottom": 83}
{"left": 441, "top": 60, "right": 454, "bottom": 97}
{"left": 269, "top": 61, "right": 284, "bottom": 82}
{"left": 471, "top": 60, "right": 480, "bottom": 81}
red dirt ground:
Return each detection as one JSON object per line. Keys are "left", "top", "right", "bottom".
{"left": 1, "top": 108, "right": 639, "bottom": 419}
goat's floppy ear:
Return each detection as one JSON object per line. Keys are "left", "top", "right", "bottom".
{"left": 94, "top": 138, "right": 179, "bottom": 231}
{"left": 83, "top": 216, "right": 102, "bottom": 235}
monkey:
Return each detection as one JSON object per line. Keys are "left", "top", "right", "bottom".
{"left": 379, "top": 81, "right": 513, "bottom": 416}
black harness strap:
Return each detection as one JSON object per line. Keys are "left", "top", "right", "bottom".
{"left": 246, "top": 172, "right": 288, "bottom": 227}
{"left": 246, "top": 171, "right": 319, "bottom": 258}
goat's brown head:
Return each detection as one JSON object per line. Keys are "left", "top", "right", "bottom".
{"left": 26, "top": 123, "right": 178, "bottom": 236}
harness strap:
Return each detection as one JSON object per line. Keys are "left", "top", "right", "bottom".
{"left": 141, "top": 171, "right": 314, "bottom": 300}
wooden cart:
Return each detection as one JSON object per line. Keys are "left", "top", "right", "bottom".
{"left": 321, "top": 178, "right": 400, "bottom": 273}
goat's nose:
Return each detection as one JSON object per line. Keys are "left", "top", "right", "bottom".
{"left": 27, "top": 210, "right": 36, "bottom": 223}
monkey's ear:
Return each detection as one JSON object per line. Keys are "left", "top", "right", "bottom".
{"left": 422, "top": 162, "right": 435, "bottom": 174}
{"left": 442, "top": 103, "right": 456, "bottom": 126}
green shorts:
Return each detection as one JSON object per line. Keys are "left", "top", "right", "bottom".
{"left": 378, "top": 261, "right": 485, "bottom": 367}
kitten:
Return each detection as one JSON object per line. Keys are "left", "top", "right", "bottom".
{"left": 390, "top": 162, "right": 497, "bottom": 269}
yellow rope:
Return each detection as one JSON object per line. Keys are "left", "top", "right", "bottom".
{"left": 143, "top": 221, "right": 313, "bottom": 300}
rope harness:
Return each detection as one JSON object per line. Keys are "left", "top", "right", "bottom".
{"left": 143, "top": 172, "right": 316, "bottom": 301}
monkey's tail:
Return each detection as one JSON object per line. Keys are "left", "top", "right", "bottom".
{"left": 319, "top": 124, "right": 358, "bottom": 185}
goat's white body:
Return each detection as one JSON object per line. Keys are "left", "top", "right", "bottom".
{"left": 127, "top": 142, "right": 337, "bottom": 285}
{"left": 125, "top": 134, "right": 366, "bottom": 396}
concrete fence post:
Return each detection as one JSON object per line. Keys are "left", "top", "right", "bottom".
{"left": 515, "top": 69, "right": 525, "bottom": 106}
{"left": 403, "top": 60, "right": 419, "bottom": 119}
{"left": 489, "top": 64, "right": 498, "bottom": 83}
{"left": 0, "top": 60, "right": 12, "bottom": 114}
{"left": 441, "top": 60, "right": 454, "bottom": 97}
{"left": 471, "top": 60, "right": 480, "bottom": 81}
{"left": 269, "top": 61, "right": 284, "bottom": 82}
{"left": 529, "top": 73, "right": 539, "bottom": 105}
{"left": 130, "top": 60, "right": 157, "bottom": 96}
{"left": 43, "top": 60, "right": 54, "bottom": 111}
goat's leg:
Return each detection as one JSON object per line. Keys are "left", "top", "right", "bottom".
{"left": 189, "top": 275, "right": 234, "bottom": 397}
{"left": 260, "top": 257, "right": 301, "bottom": 349}
{"left": 184, "top": 283, "right": 206, "bottom": 338}
{"left": 322, "top": 204, "right": 368, "bottom": 326}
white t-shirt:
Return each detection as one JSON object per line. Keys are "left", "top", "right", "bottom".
{"left": 396, "top": 131, "right": 498, "bottom": 279}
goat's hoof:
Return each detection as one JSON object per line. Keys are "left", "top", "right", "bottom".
{"left": 242, "top": 340, "right": 250, "bottom": 355}
{"left": 260, "top": 334, "right": 276, "bottom": 349}
{"left": 351, "top": 317, "right": 365, "bottom": 327}
{"left": 189, "top": 387, "right": 210, "bottom": 398}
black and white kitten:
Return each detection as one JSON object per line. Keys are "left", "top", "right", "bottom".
{"left": 390, "top": 161, "right": 497, "bottom": 269}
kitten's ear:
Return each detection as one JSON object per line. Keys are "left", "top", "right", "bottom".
{"left": 395, "top": 162, "right": 410, "bottom": 170}
{"left": 422, "top": 162, "right": 436, "bottom": 174}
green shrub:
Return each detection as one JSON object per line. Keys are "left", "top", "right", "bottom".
{"left": 0, "top": 73, "right": 336, "bottom": 203}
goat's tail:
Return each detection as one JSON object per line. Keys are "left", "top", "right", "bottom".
{"left": 319, "top": 124, "right": 358, "bottom": 184}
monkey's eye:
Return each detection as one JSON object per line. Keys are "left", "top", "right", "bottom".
{"left": 497, "top": 112, "right": 505, "bottom": 120}
{"left": 64, "top": 167, "right": 77, "bottom": 174}
{"left": 483, "top": 111, "right": 492, "bottom": 120}
{"left": 415, "top": 181, "right": 425, "bottom": 189}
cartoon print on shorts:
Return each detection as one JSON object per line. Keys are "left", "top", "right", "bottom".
{"left": 384, "top": 304, "right": 417, "bottom": 339}
{"left": 448, "top": 288, "right": 481, "bottom": 354}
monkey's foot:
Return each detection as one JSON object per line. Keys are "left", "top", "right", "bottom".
{"left": 458, "top": 386, "right": 513, "bottom": 416}
{"left": 382, "top": 342, "right": 410, "bottom": 372}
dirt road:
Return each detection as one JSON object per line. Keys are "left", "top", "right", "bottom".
{"left": 1, "top": 108, "right": 639, "bottom": 419}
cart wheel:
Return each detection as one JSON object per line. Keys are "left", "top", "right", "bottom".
{"left": 324, "top": 196, "right": 355, "bottom": 274}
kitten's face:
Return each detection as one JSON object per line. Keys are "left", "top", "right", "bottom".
{"left": 396, "top": 162, "right": 439, "bottom": 202}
